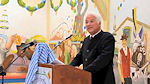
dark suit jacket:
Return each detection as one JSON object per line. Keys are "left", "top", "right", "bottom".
{"left": 70, "top": 31, "right": 116, "bottom": 84}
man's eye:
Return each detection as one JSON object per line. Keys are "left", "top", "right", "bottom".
{"left": 90, "top": 20, "right": 94, "bottom": 22}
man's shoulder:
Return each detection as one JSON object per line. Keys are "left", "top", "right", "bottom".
{"left": 84, "top": 35, "right": 90, "bottom": 40}
{"left": 102, "top": 31, "right": 114, "bottom": 39}
{"left": 103, "top": 31, "right": 113, "bottom": 36}
{"left": 6, "top": 54, "right": 15, "bottom": 59}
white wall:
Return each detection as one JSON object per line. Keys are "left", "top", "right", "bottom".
{"left": 110, "top": 0, "right": 150, "bottom": 32}
{"left": 0, "top": 0, "right": 47, "bottom": 38}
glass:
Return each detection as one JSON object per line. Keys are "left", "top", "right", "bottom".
{"left": 15, "top": 35, "right": 21, "bottom": 45}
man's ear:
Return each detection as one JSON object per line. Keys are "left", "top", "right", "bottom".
{"left": 98, "top": 21, "right": 101, "bottom": 25}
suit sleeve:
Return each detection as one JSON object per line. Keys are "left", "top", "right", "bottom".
{"left": 70, "top": 43, "right": 84, "bottom": 66}
{"left": 84, "top": 34, "right": 115, "bottom": 73}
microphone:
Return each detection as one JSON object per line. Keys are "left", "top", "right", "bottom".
{"left": 47, "top": 34, "right": 73, "bottom": 63}
{"left": 21, "top": 42, "right": 35, "bottom": 51}
{"left": 65, "top": 34, "right": 73, "bottom": 40}
{"left": 50, "top": 34, "right": 74, "bottom": 52}
{"left": 56, "top": 34, "right": 73, "bottom": 47}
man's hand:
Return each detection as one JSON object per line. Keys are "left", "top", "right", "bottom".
{"left": 10, "top": 34, "right": 17, "bottom": 42}
{"left": 17, "top": 66, "right": 26, "bottom": 72}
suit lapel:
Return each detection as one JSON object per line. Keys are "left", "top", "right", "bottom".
{"left": 84, "top": 31, "right": 104, "bottom": 58}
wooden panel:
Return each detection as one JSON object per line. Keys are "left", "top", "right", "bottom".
{"left": 53, "top": 65, "right": 91, "bottom": 84}
{"left": 38, "top": 64, "right": 91, "bottom": 84}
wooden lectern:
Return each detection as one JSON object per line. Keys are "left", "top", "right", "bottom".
{"left": 38, "top": 63, "right": 91, "bottom": 84}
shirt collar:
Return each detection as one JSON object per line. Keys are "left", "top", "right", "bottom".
{"left": 90, "top": 29, "right": 101, "bottom": 38}
{"left": 122, "top": 47, "right": 127, "bottom": 51}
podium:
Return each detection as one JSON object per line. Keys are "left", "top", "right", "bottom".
{"left": 37, "top": 63, "right": 91, "bottom": 84}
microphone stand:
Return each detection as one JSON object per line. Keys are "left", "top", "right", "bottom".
{"left": 0, "top": 66, "right": 6, "bottom": 84}
{"left": 0, "top": 50, "right": 25, "bottom": 84}
{"left": 50, "top": 35, "right": 73, "bottom": 53}
{"left": 47, "top": 35, "right": 72, "bottom": 63}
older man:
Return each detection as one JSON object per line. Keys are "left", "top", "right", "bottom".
{"left": 70, "top": 13, "right": 116, "bottom": 84}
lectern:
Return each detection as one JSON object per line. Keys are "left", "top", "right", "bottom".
{"left": 36, "top": 63, "right": 91, "bottom": 84}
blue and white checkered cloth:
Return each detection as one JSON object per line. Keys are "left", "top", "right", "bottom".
{"left": 25, "top": 43, "right": 56, "bottom": 84}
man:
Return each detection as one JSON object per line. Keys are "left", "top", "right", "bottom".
{"left": 2, "top": 43, "right": 33, "bottom": 73}
{"left": 118, "top": 34, "right": 132, "bottom": 84}
{"left": 70, "top": 13, "right": 115, "bottom": 84}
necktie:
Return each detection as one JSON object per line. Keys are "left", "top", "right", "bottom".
{"left": 90, "top": 36, "right": 94, "bottom": 40}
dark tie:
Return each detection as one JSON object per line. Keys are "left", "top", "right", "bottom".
{"left": 90, "top": 36, "right": 94, "bottom": 40}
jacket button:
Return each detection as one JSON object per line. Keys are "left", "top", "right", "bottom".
{"left": 87, "top": 50, "right": 89, "bottom": 52}
{"left": 85, "top": 58, "right": 88, "bottom": 61}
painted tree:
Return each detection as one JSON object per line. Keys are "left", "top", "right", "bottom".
{"left": 0, "top": 0, "right": 9, "bottom": 6}
{"left": 66, "top": 0, "right": 91, "bottom": 41}
{"left": 73, "top": 0, "right": 88, "bottom": 33}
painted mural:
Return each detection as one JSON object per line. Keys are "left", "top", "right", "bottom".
{"left": 0, "top": 0, "right": 150, "bottom": 84}
{"left": 0, "top": 0, "right": 98, "bottom": 83}
{"left": 111, "top": 0, "right": 150, "bottom": 84}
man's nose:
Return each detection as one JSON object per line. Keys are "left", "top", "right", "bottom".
{"left": 86, "top": 22, "right": 91, "bottom": 26}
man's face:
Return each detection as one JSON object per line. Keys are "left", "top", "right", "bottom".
{"left": 122, "top": 39, "right": 127, "bottom": 47}
{"left": 24, "top": 45, "right": 36, "bottom": 60}
{"left": 17, "top": 47, "right": 26, "bottom": 57}
{"left": 24, "top": 48, "right": 34, "bottom": 60}
{"left": 85, "top": 14, "right": 101, "bottom": 35}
